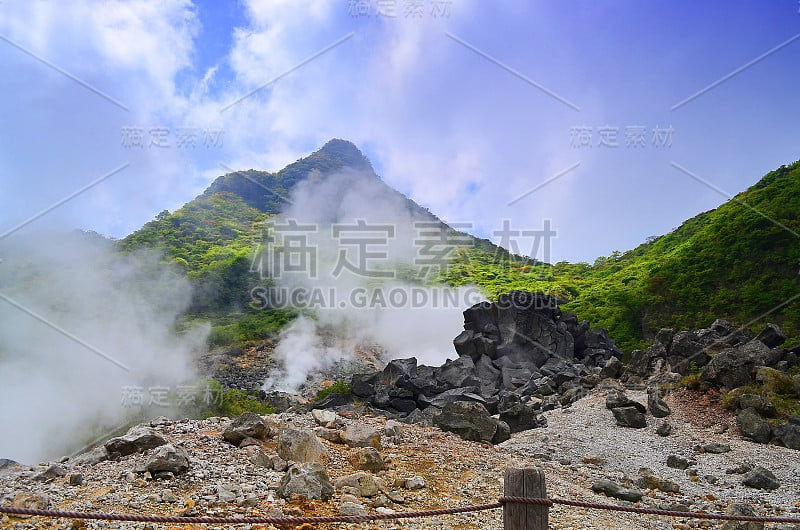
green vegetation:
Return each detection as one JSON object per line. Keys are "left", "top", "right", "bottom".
{"left": 315, "top": 381, "right": 352, "bottom": 402}
{"left": 441, "top": 160, "right": 800, "bottom": 350}
{"left": 187, "top": 379, "right": 275, "bottom": 418}
{"left": 120, "top": 138, "right": 800, "bottom": 356}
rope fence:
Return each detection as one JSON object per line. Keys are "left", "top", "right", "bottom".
{"left": 2, "top": 468, "right": 799, "bottom": 529}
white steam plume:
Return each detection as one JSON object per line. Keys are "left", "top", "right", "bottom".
{"left": 0, "top": 231, "right": 208, "bottom": 464}
{"left": 258, "top": 168, "right": 485, "bottom": 392}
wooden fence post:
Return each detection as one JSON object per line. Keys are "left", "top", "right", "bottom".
{"left": 504, "top": 468, "right": 548, "bottom": 530}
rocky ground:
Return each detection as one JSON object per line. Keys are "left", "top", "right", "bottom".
{"left": 2, "top": 386, "right": 799, "bottom": 530}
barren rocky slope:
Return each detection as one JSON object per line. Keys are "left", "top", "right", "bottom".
{"left": 2, "top": 385, "right": 799, "bottom": 530}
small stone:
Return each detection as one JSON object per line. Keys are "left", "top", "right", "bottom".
{"left": 312, "top": 409, "right": 337, "bottom": 426}
{"left": 145, "top": 445, "right": 189, "bottom": 475}
{"left": 160, "top": 489, "right": 178, "bottom": 503}
{"left": 404, "top": 476, "right": 427, "bottom": 490}
{"left": 656, "top": 421, "right": 672, "bottom": 436}
{"left": 722, "top": 503, "right": 764, "bottom": 530}
{"left": 385, "top": 490, "right": 405, "bottom": 503}
{"left": 340, "top": 424, "right": 382, "bottom": 449}
{"left": 69, "top": 473, "right": 84, "bottom": 486}
{"left": 701, "top": 443, "right": 731, "bottom": 454}
{"left": 217, "top": 485, "right": 238, "bottom": 503}
{"left": 334, "top": 472, "right": 380, "bottom": 497}
{"left": 270, "top": 454, "right": 288, "bottom": 472}
{"left": 742, "top": 466, "right": 780, "bottom": 490}
{"left": 277, "top": 428, "right": 328, "bottom": 463}
{"left": 666, "top": 455, "right": 696, "bottom": 470}
{"left": 313, "top": 427, "right": 342, "bottom": 443}
{"left": 591, "top": 479, "right": 642, "bottom": 502}
{"left": 340, "top": 501, "right": 367, "bottom": 516}
{"left": 348, "top": 447, "right": 385, "bottom": 473}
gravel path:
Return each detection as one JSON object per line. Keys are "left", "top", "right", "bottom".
{"left": 1, "top": 387, "right": 799, "bottom": 530}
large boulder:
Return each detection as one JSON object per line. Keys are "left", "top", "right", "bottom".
{"left": 701, "top": 341, "right": 772, "bottom": 390}
{"left": 222, "top": 412, "right": 270, "bottom": 446}
{"left": 340, "top": 424, "right": 381, "bottom": 449}
{"left": 104, "top": 426, "right": 167, "bottom": 459}
{"left": 773, "top": 421, "right": 800, "bottom": 450}
{"left": 736, "top": 408, "right": 772, "bottom": 444}
{"left": 591, "top": 479, "right": 642, "bottom": 502}
{"left": 434, "top": 401, "right": 510, "bottom": 444}
{"left": 612, "top": 406, "right": 647, "bottom": 428}
{"left": 755, "top": 323, "right": 786, "bottom": 348}
{"left": 277, "top": 428, "right": 328, "bottom": 463}
{"left": 145, "top": 444, "right": 189, "bottom": 475}
{"left": 742, "top": 466, "right": 780, "bottom": 490}
{"left": 277, "top": 463, "right": 334, "bottom": 500}
{"left": 721, "top": 503, "right": 764, "bottom": 530}
{"left": 334, "top": 472, "right": 381, "bottom": 497}
{"left": 494, "top": 291, "right": 572, "bottom": 364}
{"left": 647, "top": 388, "right": 672, "bottom": 418}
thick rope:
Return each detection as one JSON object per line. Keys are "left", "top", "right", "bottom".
{"left": 0, "top": 501, "right": 504, "bottom": 524}
{"left": 3, "top": 496, "right": 800, "bottom": 525}
{"left": 501, "top": 496, "right": 800, "bottom": 524}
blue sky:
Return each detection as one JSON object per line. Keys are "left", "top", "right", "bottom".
{"left": 1, "top": 0, "right": 799, "bottom": 263}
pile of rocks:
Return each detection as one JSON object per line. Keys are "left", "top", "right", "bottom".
{"left": 349, "top": 292, "right": 623, "bottom": 442}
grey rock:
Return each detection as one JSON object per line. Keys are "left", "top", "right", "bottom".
{"left": 105, "top": 426, "right": 167, "bottom": 459}
{"left": 605, "top": 391, "right": 646, "bottom": 413}
{"left": 434, "top": 401, "right": 504, "bottom": 443}
{"left": 647, "top": 388, "right": 672, "bottom": 418}
{"left": 69, "top": 473, "right": 84, "bottom": 486}
{"left": 384, "top": 420, "right": 403, "bottom": 444}
{"left": 738, "top": 394, "right": 777, "bottom": 417}
{"left": 736, "top": 408, "right": 773, "bottom": 444}
{"left": 666, "top": 455, "right": 696, "bottom": 470}
{"left": 71, "top": 446, "right": 109, "bottom": 467}
{"left": 348, "top": 447, "right": 385, "bottom": 472}
{"left": 774, "top": 422, "right": 800, "bottom": 450}
{"left": 405, "top": 476, "right": 427, "bottom": 490}
{"left": 340, "top": 501, "right": 368, "bottom": 516}
{"left": 702, "top": 443, "right": 731, "bottom": 454}
{"left": 742, "top": 466, "right": 780, "bottom": 490}
{"left": 591, "top": 479, "right": 643, "bottom": 502}
{"left": 222, "top": 412, "right": 270, "bottom": 446}
{"left": 701, "top": 340, "right": 771, "bottom": 390}
{"left": 755, "top": 323, "right": 786, "bottom": 348}
{"left": 33, "top": 464, "right": 66, "bottom": 482}
{"left": 599, "top": 356, "right": 622, "bottom": 379}
{"left": 277, "top": 463, "right": 334, "bottom": 500}
{"left": 721, "top": 503, "right": 764, "bottom": 530}
{"left": 499, "top": 401, "right": 547, "bottom": 433}
{"left": 340, "top": 424, "right": 381, "bottom": 449}
{"left": 311, "top": 409, "right": 337, "bottom": 426}
{"left": 636, "top": 469, "right": 680, "bottom": 493}
{"left": 612, "top": 406, "right": 647, "bottom": 428}
{"left": 217, "top": 484, "right": 238, "bottom": 503}
{"left": 334, "top": 472, "right": 380, "bottom": 497}
{"left": 313, "top": 427, "right": 342, "bottom": 443}
{"left": 244, "top": 446, "right": 272, "bottom": 468}
{"left": 656, "top": 421, "right": 673, "bottom": 436}
{"left": 277, "top": 428, "right": 328, "bottom": 463}
{"left": 145, "top": 444, "right": 189, "bottom": 476}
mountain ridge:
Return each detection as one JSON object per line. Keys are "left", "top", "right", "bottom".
{"left": 121, "top": 140, "right": 800, "bottom": 350}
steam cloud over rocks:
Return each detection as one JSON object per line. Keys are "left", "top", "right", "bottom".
{"left": 258, "top": 169, "right": 485, "bottom": 392}
{"left": 0, "top": 231, "right": 208, "bottom": 464}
